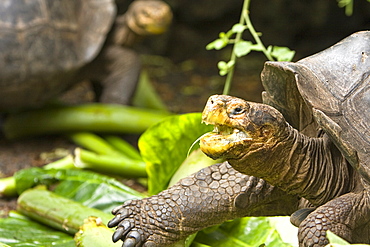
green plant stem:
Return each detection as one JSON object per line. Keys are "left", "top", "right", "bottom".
{"left": 17, "top": 188, "right": 112, "bottom": 234}
{"left": 74, "top": 148, "right": 147, "bottom": 178}
{"left": 103, "top": 135, "right": 142, "bottom": 160}
{"left": 0, "top": 177, "right": 16, "bottom": 197}
{"left": 345, "top": 0, "right": 353, "bottom": 16}
{"left": 3, "top": 104, "right": 171, "bottom": 140}
{"left": 223, "top": 0, "right": 249, "bottom": 95}
{"left": 243, "top": 1, "right": 274, "bottom": 61}
{"left": 68, "top": 132, "right": 122, "bottom": 157}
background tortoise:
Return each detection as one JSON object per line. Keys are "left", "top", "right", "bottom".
{"left": 0, "top": 0, "right": 172, "bottom": 111}
{"left": 108, "top": 31, "right": 369, "bottom": 246}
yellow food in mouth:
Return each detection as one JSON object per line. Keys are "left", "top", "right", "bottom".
{"left": 211, "top": 124, "right": 252, "bottom": 141}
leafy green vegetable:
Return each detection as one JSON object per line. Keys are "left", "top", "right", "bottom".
{"left": 0, "top": 212, "right": 75, "bottom": 247}
{"left": 195, "top": 217, "right": 293, "bottom": 247}
{"left": 326, "top": 231, "right": 350, "bottom": 245}
{"left": 138, "top": 113, "right": 213, "bottom": 195}
{"left": 74, "top": 217, "right": 121, "bottom": 247}
{"left": 14, "top": 168, "right": 144, "bottom": 213}
{"left": 132, "top": 70, "right": 169, "bottom": 112}
{"left": 325, "top": 230, "right": 370, "bottom": 246}
{"left": 169, "top": 149, "right": 221, "bottom": 187}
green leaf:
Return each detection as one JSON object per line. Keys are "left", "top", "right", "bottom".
{"left": 217, "top": 61, "right": 228, "bottom": 70}
{"left": 14, "top": 168, "right": 144, "bottom": 213}
{"left": 0, "top": 213, "right": 75, "bottom": 247}
{"left": 232, "top": 24, "right": 247, "bottom": 33}
{"left": 169, "top": 149, "right": 221, "bottom": 187}
{"left": 271, "top": 46, "right": 295, "bottom": 62}
{"left": 206, "top": 38, "right": 228, "bottom": 50}
{"left": 132, "top": 70, "right": 169, "bottom": 112}
{"left": 139, "top": 113, "right": 213, "bottom": 195}
{"left": 217, "top": 60, "right": 235, "bottom": 76}
{"left": 234, "top": 41, "right": 253, "bottom": 57}
{"left": 326, "top": 231, "right": 350, "bottom": 245}
{"left": 195, "top": 217, "right": 293, "bottom": 247}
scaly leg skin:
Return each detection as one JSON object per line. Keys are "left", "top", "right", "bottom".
{"left": 108, "top": 162, "right": 299, "bottom": 246}
{"left": 298, "top": 191, "right": 370, "bottom": 246}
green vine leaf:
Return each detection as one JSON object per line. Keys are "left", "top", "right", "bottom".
{"left": 218, "top": 60, "right": 235, "bottom": 76}
{"left": 234, "top": 41, "right": 253, "bottom": 57}
{"left": 270, "top": 46, "right": 296, "bottom": 61}
{"left": 206, "top": 38, "right": 228, "bottom": 50}
{"left": 232, "top": 24, "right": 247, "bottom": 33}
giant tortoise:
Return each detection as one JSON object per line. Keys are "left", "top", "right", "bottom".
{"left": 0, "top": 0, "right": 172, "bottom": 111}
{"left": 108, "top": 31, "right": 370, "bottom": 246}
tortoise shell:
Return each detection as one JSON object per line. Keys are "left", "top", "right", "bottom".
{"left": 0, "top": 0, "right": 115, "bottom": 109}
{"left": 261, "top": 31, "right": 370, "bottom": 183}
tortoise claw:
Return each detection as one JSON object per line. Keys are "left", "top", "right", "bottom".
{"left": 107, "top": 213, "right": 122, "bottom": 227}
{"left": 122, "top": 238, "right": 136, "bottom": 247}
{"left": 112, "top": 227, "right": 125, "bottom": 242}
{"left": 122, "top": 231, "right": 143, "bottom": 247}
{"left": 112, "top": 221, "right": 133, "bottom": 242}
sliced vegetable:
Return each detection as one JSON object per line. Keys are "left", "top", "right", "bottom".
{"left": 17, "top": 188, "right": 112, "bottom": 234}
{"left": 74, "top": 217, "right": 121, "bottom": 247}
{"left": 3, "top": 104, "right": 171, "bottom": 140}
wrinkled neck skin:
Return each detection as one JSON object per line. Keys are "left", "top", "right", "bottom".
{"left": 229, "top": 125, "right": 358, "bottom": 206}
{"left": 108, "top": 15, "right": 139, "bottom": 47}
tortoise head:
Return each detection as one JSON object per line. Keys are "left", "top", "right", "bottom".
{"left": 200, "top": 95, "right": 289, "bottom": 164}
{"left": 127, "top": 0, "right": 173, "bottom": 35}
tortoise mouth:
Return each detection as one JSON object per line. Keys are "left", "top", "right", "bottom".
{"left": 211, "top": 124, "right": 251, "bottom": 141}
{"left": 200, "top": 122, "right": 252, "bottom": 159}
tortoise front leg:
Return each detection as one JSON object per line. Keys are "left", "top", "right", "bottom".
{"left": 298, "top": 190, "right": 370, "bottom": 246}
{"left": 108, "top": 162, "right": 299, "bottom": 247}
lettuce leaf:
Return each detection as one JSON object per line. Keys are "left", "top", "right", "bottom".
{"left": 138, "top": 113, "right": 212, "bottom": 195}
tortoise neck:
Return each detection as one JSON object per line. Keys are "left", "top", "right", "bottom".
{"left": 229, "top": 124, "right": 355, "bottom": 206}
{"left": 273, "top": 125, "right": 355, "bottom": 205}
{"left": 108, "top": 15, "right": 140, "bottom": 47}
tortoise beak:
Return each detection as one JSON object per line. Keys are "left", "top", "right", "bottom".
{"left": 200, "top": 95, "right": 252, "bottom": 159}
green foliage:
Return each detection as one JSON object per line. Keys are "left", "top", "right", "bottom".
{"left": 337, "top": 0, "right": 370, "bottom": 16}
{"left": 206, "top": 0, "right": 295, "bottom": 95}
{"left": 74, "top": 217, "right": 122, "bottom": 247}
{"left": 326, "top": 231, "right": 370, "bottom": 246}
{"left": 0, "top": 212, "right": 75, "bottom": 247}
{"left": 194, "top": 217, "right": 293, "bottom": 247}
{"left": 14, "top": 168, "right": 144, "bottom": 213}
{"left": 138, "top": 113, "right": 213, "bottom": 195}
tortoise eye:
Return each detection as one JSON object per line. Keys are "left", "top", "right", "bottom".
{"left": 231, "top": 107, "right": 244, "bottom": 115}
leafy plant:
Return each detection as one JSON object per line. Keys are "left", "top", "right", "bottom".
{"left": 206, "top": 0, "right": 295, "bottom": 95}
{"left": 326, "top": 231, "right": 370, "bottom": 246}
{"left": 337, "top": 0, "right": 370, "bottom": 16}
